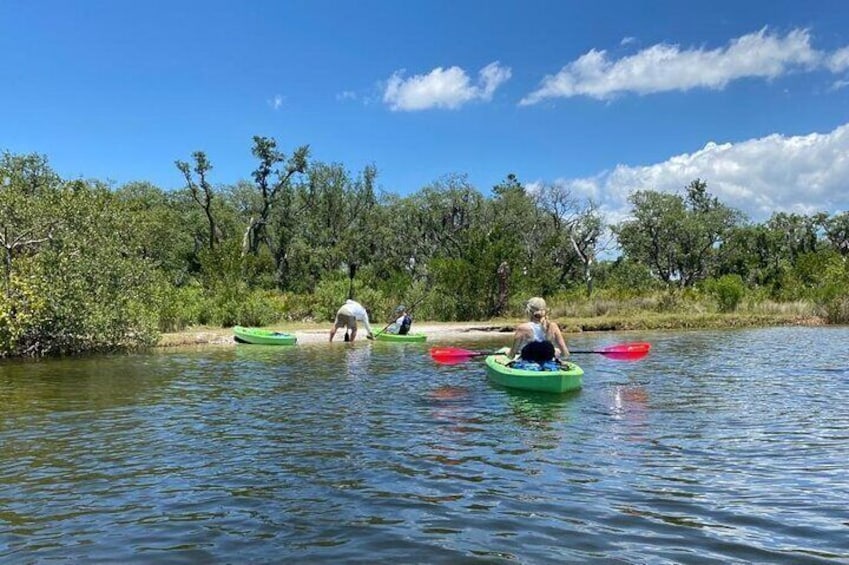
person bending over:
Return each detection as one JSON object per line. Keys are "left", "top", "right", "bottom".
{"left": 329, "top": 299, "right": 374, "bottom": 342}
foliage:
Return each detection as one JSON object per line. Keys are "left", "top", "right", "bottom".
{"left": 311, "top": 276, "right": 386, "bottom": 322}
{"left": 614, "top": 180, "right": 743, "bottom": 287}
{"left": 0, "top": 174, "right": 162, "bottom": 356}
{"left": 593, "top": 258, "right": 660, "bottom": 298}
{"left": 3, "top": 146, "right": 849, "bottom": 357}
{"left": 702, "top": 274, "right": 746, "bottom": 312}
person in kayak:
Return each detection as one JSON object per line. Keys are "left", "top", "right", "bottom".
{"left": 386, "top": 305, "right": 413, "bottom": 335}
{"left": 507, "top": 297, "right": 569, "bottom": 366}
{"left": 329, "top": 299, "right": 375, "bottom": 342}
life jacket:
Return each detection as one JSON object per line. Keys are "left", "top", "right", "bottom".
{"left": 520, "top": 340, "right": 555, "bottom": 363}
{"left": 399, "top": 314, "right": 412, "bottom": 335}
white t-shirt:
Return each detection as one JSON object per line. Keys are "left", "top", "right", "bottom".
{"left": 341, "top": 300, "right": 373, "bottom": 333}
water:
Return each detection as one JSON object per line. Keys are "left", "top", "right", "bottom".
{"left": 1, "top": 326, "right": 848, "bottom": 563}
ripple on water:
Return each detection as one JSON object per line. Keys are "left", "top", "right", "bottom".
{"left": 1, "top": 328, "right": 849, "bottom": 563}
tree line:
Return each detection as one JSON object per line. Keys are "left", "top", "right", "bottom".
{"left": 1, "top": 139, "right": 847, "bottom": 356}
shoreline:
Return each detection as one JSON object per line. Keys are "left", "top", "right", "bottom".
{"left": 157, "top": 322, "right": 517, "bottom": 348}
{"left": 156, "top": 312, "right": 826, "bottom": 348}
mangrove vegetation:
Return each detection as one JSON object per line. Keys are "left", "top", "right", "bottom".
{"left": 1, "top": 139, "right": 848, "bottom": 356}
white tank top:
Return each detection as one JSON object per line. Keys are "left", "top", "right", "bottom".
{"left": 530, "top": 322, "right": 546, "bottom": 342}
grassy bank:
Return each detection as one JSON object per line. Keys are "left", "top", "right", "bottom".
{"left": 560, "top": 312, "right": 823, "bottom": 332}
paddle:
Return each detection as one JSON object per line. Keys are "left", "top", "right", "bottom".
{"left": 429, "top": 342, "right": 651, "bottom": 364}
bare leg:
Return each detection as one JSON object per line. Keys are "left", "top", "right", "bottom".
{"left": 350, "top": 327, "right": 358, "bottom": 342}
{"left": 330, "top": 323, "right": 342, "bottom": 342}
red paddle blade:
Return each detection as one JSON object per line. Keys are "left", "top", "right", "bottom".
{"left": 598, "top": 342, "right": 651, "bottom": 360}
{"left": 429, "top": 346, "right": 484, "bottom": 364}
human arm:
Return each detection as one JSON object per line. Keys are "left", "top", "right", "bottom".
{"left": 387, "top": 315, "right": 405, "bottom": 334}
{"left": 549, "top": 322, "right": 570, "bottom": 359}
{"left": 507, "top": 324, "right": 531, "bottom": 358}
{"left": 362, "top": 310, "right": 374, "bottom": 336}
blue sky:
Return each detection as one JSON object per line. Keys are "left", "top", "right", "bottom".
{"left": 3, "top": 0, "right": 849, "bottom": 224}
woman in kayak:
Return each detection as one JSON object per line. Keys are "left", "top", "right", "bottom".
{"left": 386, "top": 305, "right": 413, "bottom": 335}
{"left": 507, "top": 297, "right": 570, "bottom": 365}
{"left": 329, "top": 299, "right": 375, "bottom": 342}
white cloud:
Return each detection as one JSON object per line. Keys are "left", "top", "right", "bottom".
{"left": 268, "top": 94, "right": 284, "bottom": 110}
{"left": 521, "top": 28, "right": 829, "bottom": 104}
{"left": 336, "top": 90, "right": 358, "bottom": 101}
{"left": 554, "top": 122, "right": 849, "bottom": 223}
{"left": 828, "top": 46, "right": 849, "bottom": 72}
{"left": 832, "top": 79, "right": 849, "bottom": 91}
{"left": 383, "top": 62, "right": 511, "bottom": 111}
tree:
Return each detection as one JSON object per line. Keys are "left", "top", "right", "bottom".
{"left": 1, "top": 166, "right": 162, "bottom": 356}
{"left": 613, "top": 180, "right": 742, "bottom": 287}
{"left": 676, "top": 179, "right": 744, "bottom": 285}
{"left": 613, "top": 190, "right": 687, "bottom": 285}
{"left": 536, "top": 181, "right": 602, "bottom": 295}
{"left": 244, "top": 136, "right": 309, "bottom": 287}
{"left": 114, "top": 181, "right": 196, "bottom": 285}
{"left": 284, "top": 161, "right": 377, "bottom": 294}
{"left": 765, "top": 212, "right": 823, "bottom": 261}
{"left": 0, "top": 152, "right": 62, "bottom": 293}
{"left": 486, "top": 174, "right": 540, "bottom": 312}
{"left": 821, "top": 211, "right": 849, "bottom": 258}
{"left": 175, "top": 151, "right": 219, "bottom": 250}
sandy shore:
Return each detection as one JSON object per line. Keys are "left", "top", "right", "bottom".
{"left": 158, "top": 322, "right": 517, "bottom": 348}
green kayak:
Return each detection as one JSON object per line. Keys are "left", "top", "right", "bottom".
{"left": 484, "top": 352, "right": 583, "bottom": 393}
{"left": 372, "top": 329, "right": 427, "bottom": 342}
{"left": 233, "top": 326, "right": 297, "bottom": 345}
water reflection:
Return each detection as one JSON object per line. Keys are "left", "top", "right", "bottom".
{"left": 503, "top": 388, "right": 579, "bottom": 428}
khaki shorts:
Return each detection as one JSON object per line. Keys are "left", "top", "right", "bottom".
{"left": 334, "top": 309, "right": 357, "bottom": 329}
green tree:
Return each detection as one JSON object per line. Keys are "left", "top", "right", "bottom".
{"left": 285, "top": 161, "right": 378, "bottom": 295}
{"left": 0, "top": 152, "right": 62, "bottom": 292}
{"left": 1, "top": 170, "right": 162, "bottom": 356}
{"left": 244, "top": 136, "right": 309, "bottom": 287}
{"left": 614, "top": 180, "right": 742, "bottom": 287}
{"left": 485, "top": 174, "right": 540, "bottom": 313}
{"left": 821, "top": 211, "right": 849, "bottom": 257}
{"left": 175, "top": 151, "right": 219, "bottom": 250}
{"left": 536, "top": 181, "right": 602, "bottom": 295}
{"left": 114, "top": 181, "right": 195, "bottom": 285}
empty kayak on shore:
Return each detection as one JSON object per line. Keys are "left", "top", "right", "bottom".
{"left": 233, "top": 326, "right": 297, "bottom": 345}
{"left": 484, "top": 351, "right": 583, "bottom": 393}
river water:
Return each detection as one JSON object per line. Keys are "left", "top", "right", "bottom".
{"left": 1, "top": 326, "right": 848, "bottom": 564}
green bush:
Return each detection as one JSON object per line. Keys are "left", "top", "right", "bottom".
{"left": 596, "top": 259, "right": 659, "bottom": 298}
{"left": 703, "top": 274, "right": 746, "bottom": 312}
{"left": 157, "top": 283, "right": 206, "bottom": 332}
{"left": 823, "top": 296, "right": 849, "bottom": 324}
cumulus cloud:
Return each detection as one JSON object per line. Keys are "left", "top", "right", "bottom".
{"left": 553, "top": 122, "right": 849, "bottom": 223}
{"left": 383, "top": 62, "right": 511, "bottom": 111}
{"left": 521, "top": 28, "right": 840, "bottom": 104}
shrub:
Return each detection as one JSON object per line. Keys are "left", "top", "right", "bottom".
{"left": 823, "top": 296, "right": 849, "bottom": 324}
{"left": 703, "top": 275, "right": 746, "bottom": 312}
{"left": 157, "top": 283, "right": 206, "bottom": 332}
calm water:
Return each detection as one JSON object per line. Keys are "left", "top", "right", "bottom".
{"left": 1, "top": 326, "right": 848, "bottom": 564}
